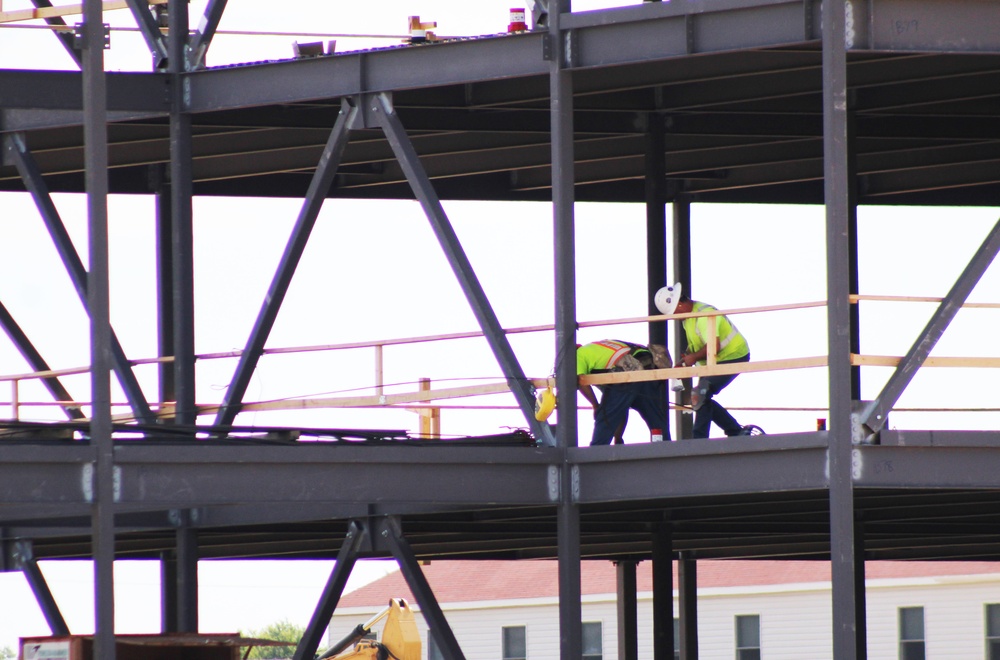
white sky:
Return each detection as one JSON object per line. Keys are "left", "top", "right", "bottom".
{"left": 0, "top": 0, "right": 999, "bottom": 653}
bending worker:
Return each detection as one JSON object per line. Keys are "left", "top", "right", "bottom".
{"left": 577, "top": 340, "right": 669, "bottom": 446}
{"left": 655, "top": 283, "right": 753, "bottom": 439}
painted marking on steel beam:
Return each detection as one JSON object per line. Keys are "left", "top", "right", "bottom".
{"left": 113, "top": 466, "right": 122, "bottom": 503}
{"left": 82, "top": 463, "right": 93, "bottom": 502}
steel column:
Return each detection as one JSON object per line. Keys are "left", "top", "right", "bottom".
{"left": 0, "top": 300, "right": 84, "bottom": 420}
{"left": 168, "top": 0, "right": 196, "bottom": 426}
{"left": 823, "top": 0, "right": 863, "bottom": 657}
{"left": 377, "top": 517, "right": 465, "bottom": 660}
{"left": 847, "top": 116, "right": 861, "bottom": 400}
{"left": 678, "top": 554, "right": 697, "bottom": 659}
{"left": 860, "top": 217, "right": 1000, "bottom": 436}
{"left": 646, "top": 112, "right": 667, "bottom": 347}
{"left": 652, "top": 526, "right": 674, "bottom": 660}
{"left": 14, "top": 541, "right": 69, "bottom": 635}
{"left": 154, "top": 170, "right": 176, "bottom": 412}
{"left": 375, "top": 92, "right": 553, "bottom": 445}
{"left": 616, "top": 560, "right": 639, "bottom": 660}
{"left": 214, "top": 99, "right": 358, "bottom": 427}
{"left": 294, "top": 520, "right": 367, "bottom": 660}
{"left": 550, "top": 2, "right": 582, "bottom": 658}
{"left": 672, "top": 201, "right": 693, "bottom": 440}
{"left": 159, "top": 550, "right": 177, "bottom": 632}
{"left": 4, "top": 134, "right": 155, "bottom": 425}
{"left": 82, "top": 0, "right": 116, "bottom": 655}
{"left": 174, "top": 509, "right": 198, "bottom": 633}
{"left": 854, "top": 519, "right": 868, "bottom": 660}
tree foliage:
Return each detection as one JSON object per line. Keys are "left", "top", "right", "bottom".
{"left": 240, "top": 619, "right": 305, "bottom": 659}
{"left": 0, "top": 646, "right": 15, "bottom": 660}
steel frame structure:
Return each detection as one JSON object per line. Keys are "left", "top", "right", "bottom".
{"left": 1, "top": 1, "right": 1000, "bottom": 658}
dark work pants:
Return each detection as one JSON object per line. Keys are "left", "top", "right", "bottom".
{"left": 693, "top": 353, "right": 750, "bottom": 439}
{"left": 591, "top": 380, "right": 669, "bottom": 446}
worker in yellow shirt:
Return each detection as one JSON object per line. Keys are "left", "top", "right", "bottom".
{"left": 577, "top": 340, "right": 669, "bottom": 445}
{"left": 655, "top": 283, "right": 755, "bottom": 439}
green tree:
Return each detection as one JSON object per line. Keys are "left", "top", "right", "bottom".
{"left": 240, "top": 619, "right": 305, "bottom": 660}
{"left": 0, "top": 645, "right": 15, "bottom": 660}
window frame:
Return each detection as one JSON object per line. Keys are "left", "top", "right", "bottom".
{"left": 985, "top": 604, "right": 1000, "bottom": 660}
{"left": 898, "top": 606, "right": 926, "bottom": 660}
{"left": 734, "top": 613, "right": 761, "bottom": 660}
{"left": 501, "top": 624, "right": 527, "bottom": 660}
{"left": 582, "top": 620, "right": 603, "bottom": 660}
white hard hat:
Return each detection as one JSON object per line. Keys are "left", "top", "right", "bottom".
{"left": 654, "top": 282, "right": 683, "bottom": 315}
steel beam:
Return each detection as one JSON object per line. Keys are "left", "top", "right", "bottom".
{"left": 860, "top": 217, "right": 1000, "bottom": 436}
{"left": 672, "top": 200, "right": 693, "bottom": 439}
{"left": 187, "top": 0, "right": 228, "bottom": 70}
{"left": 154, "top": 169, "right": 176, "bottom": 410}
{"left": 82, "top": 0, "right": 116, "bottom": 655}
{"left": 375, "top": 92, "right": 553, "bottom": 445}
{"left": 677, "top": 554, "right": 697, "bottom": 660}
{"left": 616, "top": 560, "right": 639, "bottom": 660}
{"left": 124, "top": 0, "right": 168, "bottom": 68}
{"left": 29, "top": 0, "right": 84, "bottom": 69}
{"left": 549, "top": 3, "right": 583, "bottom": 658}
{"left": 4, "top": 134, "right": 154, "bottom": 425}
{"left": 646, "top": 112, "right": 668, "bottom": 348}
{"left": 651, "top": 527, "right": 674, "bottom": 660}
{"left": 174, "top": 509, "right": 198, "bottom": 632}
{"left": 0, "top": 300, "right": 85, "bottom": 420}
{"left": 377, "top": 517, "right": 466, "bottom": 660}
{"left": 168, "top": 0, "right": 196, "bottom": 425}
{"left": 823, "top": 0, "right": 863, "bottom": 657}
{"left": 574, "top": 436, "right": 830, "bottom": 502}
{"left": 294, "top": 520, "right": 367, "bottom": 660}
{"left": 214, "top": 99, "right": 358, "bottom": 427}
{"left": 14, "top": 541, "right": 70, "bottom": 635}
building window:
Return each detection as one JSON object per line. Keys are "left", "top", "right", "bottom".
{"left": 427, "top": 633, "right": 444, "bottom": 660}
{"left": 582, "top": 621, "right": 602, "bottom": 660}
{"left": 502, "top": 625, "right": 527, "bottom": 660}
{"left": 674, "top": 619, "right": 680, "bottom": 660}
{"left": 735, "top": 614, "right": 761, "bottom": 660}
{"left": 986, "top": 604, "right": 1000, "bottom": 660}
{"left": 899, "top": 606, "right": 926, "bottom": 660}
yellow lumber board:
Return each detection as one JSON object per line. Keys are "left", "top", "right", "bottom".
{"left": 0, "top": 0, "right": 166, "bottom": 24}
{"left": 579, "top": 356, "right": 827, "bottom": 386}
{"left": 850, "top": 294, "right": 1000, "bottom": 308}
{"left": 851, "top": 354, "right": 1000, "bottom": 368}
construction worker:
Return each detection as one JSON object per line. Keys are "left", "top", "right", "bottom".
{"left": 577, "top": 340, "right": 670, "bottom": 446}
{"left": 655, "top": 283, "right": 754, "bottom": 439}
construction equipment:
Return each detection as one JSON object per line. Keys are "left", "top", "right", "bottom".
{"left": 318, "top": 598, "right": 420, "bottom": 660}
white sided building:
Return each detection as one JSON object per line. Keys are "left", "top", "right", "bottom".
{"left": 329, "top": 560, "right": 1000, "bottom": 660}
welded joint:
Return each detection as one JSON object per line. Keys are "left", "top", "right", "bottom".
{"left": 168, "top": 508, "right": 201, "bottom": 527}
{"left": 344, "top": 93, "right": 394, "bottom": 131}
{"left": 11, "top": 540, "right": 33, "bottom": 570}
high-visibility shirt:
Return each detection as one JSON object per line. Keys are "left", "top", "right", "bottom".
{"left": 577, "top": 340, "right": 634, "bottom": 375}
{"left": 682, "top": 301, "right": 749, "bottom": 364}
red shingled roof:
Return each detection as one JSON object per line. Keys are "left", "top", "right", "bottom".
{"left": 339, "top": 560, "right": 1000, "bottom": 609}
